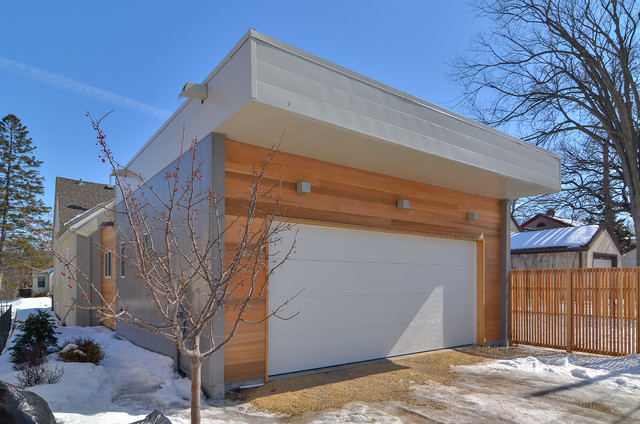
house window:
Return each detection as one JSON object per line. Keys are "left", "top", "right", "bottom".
{"left": 120, "top": 243, "right": 125, "bottom": 278}
{"left": 37, "top": 277, "right": 45, "bottom": 288}
{"left": 104, "top": 250, "right": 112, "bottom": 278}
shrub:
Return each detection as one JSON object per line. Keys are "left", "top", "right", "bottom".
{"left": 17, "top": 361, "right": 63, "bottom": 388}
{"left": 58, "top": 337, "right": 105, "bottom": 365}
{"left": 12, "top": 344, "right": 46, "bottom": 371}
{"left": 10, "top": 310, "right": 58, "bottom": 367}
{"left": 34, "top": 291, "right": 50, "bottom": 298}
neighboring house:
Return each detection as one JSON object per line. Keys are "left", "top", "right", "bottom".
{"left": 52, "top": 177, "right": 116, "bottom": 328}
{"left": 115, "top": 30, "right": 561, "bottom": 397}
{"left": 622, "top": 248, "right": 637, "bottom": 267}
{"left": 511, "top": 224, "right": 622, "bottom": 269}
{"left": 30, "top": 267, "right": 53, "bottom": 295}
{"left": 521, "top": 213, "right": 583, "bottom": 231}
{"left": 510, "top": 215, "right": 522, "bottom": 234}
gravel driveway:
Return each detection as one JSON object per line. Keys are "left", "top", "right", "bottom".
{"left": 225, "top": 346, "right": 640, "bottom": 423}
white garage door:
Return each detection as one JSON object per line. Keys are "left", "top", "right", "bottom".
{"left": 268, "top": 223, "right": 477, "bottom": 376}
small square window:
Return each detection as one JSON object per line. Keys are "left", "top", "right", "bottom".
{"left": 37, "top": 277, "right": 45, "bottom": 288}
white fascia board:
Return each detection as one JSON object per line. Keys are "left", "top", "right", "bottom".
{"left": 68, "top": 201, "right": 115, "bottom": 238}
{"left": 249, "top": 30, "right": 556, "bottom": 158}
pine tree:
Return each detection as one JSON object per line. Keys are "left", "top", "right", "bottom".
{"left": 0, "top": 114, "right": 50, "bottom": 291}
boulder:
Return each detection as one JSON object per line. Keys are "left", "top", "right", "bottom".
{"left": 0, "top": 380, "right": 55, "bottom": 424}
{"left": 132, "top": 410, "right": 172, "bottom": 424}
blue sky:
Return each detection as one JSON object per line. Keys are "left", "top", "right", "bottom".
{"left": 0, "top": 1, "right": 486, "bottom": 210}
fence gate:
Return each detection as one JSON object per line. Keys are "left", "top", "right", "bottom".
{"left": 511, "top": 268, "right": 640, "bottom": 356}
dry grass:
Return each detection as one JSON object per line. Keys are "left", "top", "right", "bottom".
{"left": 232, "top": 346, "right": 531, "bottom": 416}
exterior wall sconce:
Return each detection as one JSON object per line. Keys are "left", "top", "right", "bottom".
{"left": 297, "top": 181, "right": 311, "bottom": 194}
{"left": 397, "top": 199, "right": 410, "bottom": 210}
{"left": 468, "top": 212, "right": 479, "bottom": 221}
{"left": 180, "top": 82, "right": 209, "bottom": 102}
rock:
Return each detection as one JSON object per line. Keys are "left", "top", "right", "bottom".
{"left": 0, "top": 380, "right": 55, "bottom": 424}
{"left": 132, "top": 410, "right": 172, "bottom": 424}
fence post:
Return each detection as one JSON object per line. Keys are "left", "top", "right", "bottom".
{"left": 567, "top": 269, "right": 573, "bottom": 353}
{"left": 637, "top": 267, "right": 640, "bottom": 354}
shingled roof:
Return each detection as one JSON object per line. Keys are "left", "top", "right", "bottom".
{"left": 54, "top": 177, "right": 115, "bottom": 233}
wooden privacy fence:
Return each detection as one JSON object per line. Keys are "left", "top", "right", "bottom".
{"left": 511, "top": 268, "right": 640, "bottom": 356}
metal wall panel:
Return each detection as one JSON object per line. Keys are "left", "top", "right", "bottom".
{"left": 116, "top": 134, "right": 224, "bottom": 396}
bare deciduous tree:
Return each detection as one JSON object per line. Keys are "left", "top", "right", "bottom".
{"left": 455, "top": 0, "right": 640, "bottom": 258}
{"left": 45, "top": 114, "right": 297, "bottom": 424}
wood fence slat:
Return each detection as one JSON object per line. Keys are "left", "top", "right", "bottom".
{"left": 511, "top": 267, "right": 640, "bottom": 356}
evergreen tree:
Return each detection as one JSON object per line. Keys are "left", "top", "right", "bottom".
{"left": 0, "top": 114, "right": 50, "bottom": 291}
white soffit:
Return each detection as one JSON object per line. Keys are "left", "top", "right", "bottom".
{"left": 218, "top": 101, "right": 557, "bottom": 200}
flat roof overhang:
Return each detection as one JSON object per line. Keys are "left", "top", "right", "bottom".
{"left": 128, "top": 30, "right": 561, "bottom": 200}
{"left": 216, "top": 100, "right": 559, "bottom": 200}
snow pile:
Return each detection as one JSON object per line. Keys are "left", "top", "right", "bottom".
{"left": 511, "top": 225, "right": 599, "bottom": 250}
{"left": 486, "top": 354, "right": 640, "bottom": 393}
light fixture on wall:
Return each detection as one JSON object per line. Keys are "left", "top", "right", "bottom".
{"left": 397, "top": 199, "right": 410, "bottom": 210}
{"left": 468, "top": 212, "right": 479, "bottom": 221}
{"left": 297, "top": 181, "right": 311, "bottom": 194}
{"left": 179, "top": 82, "right": 208, "bottom": 102}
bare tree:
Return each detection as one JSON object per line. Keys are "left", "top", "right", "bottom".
{"left": 46, "top": 114, "right": 297, "bottom": 424}
{"left": 512, "top": 139, "right": 629, "bottom": 221}
{"left": 455, "top": 0, "right": 640, "bottom": 258}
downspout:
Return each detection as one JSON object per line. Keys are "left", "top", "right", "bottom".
{"left": 500, "top": 199, "right": 512, "bottom": 346}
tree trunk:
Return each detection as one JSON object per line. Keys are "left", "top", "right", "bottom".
{"left": 631, "top": 193, "right": 640, "bottom": 267}
{"left": 190, "top": 352, "right": 201, "bottom": 424}
{"left": 602, "top": 143, "right": 616, "bottom": 231}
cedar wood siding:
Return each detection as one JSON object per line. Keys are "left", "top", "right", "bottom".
{"left": 224, "top": 139, "right": 502, "bottom": 384}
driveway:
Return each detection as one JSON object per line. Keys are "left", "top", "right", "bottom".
{"left": 223, "top": 346, "right": 640, "bottom": 423}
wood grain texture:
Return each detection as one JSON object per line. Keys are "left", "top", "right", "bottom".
{"left": 512, "top": 268, "right": 640, "bottom": 356}
{"left": 223, "top": 215, "right": 268, "bottom": 384}
{"left": 224, "top": 140, "right": 502, "bottom": 383}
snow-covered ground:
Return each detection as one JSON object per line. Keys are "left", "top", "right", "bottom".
{"left": 0, "top": 298, "right": 282, "bottom": 424}
{"left": 2, "top": 298, "right": 640, "bottom": 423}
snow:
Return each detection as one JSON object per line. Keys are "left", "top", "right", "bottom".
{"left": 2, "top": 296, "right": 52, "bottom": 321}
{"left": 2, "top": 298, "right": 640, "bottom": 423}
{"left": 0, "top": 298, "right": 286, "bottom": 423}
{"left": 552, "top": 216, "right": 585, "bottom": 227}
{"left": 484, "top": 353, "right": 640, "bottom": 393}
{"left": 511, "top": 224, "right": 600, "bottom": 250}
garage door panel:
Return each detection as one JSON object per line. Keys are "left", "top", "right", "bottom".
{"left": 268, "top": 223, "right": 477, "bottom": 376}
{"left": 271, "top": 290, "right": 457, "bottom": 335}
{"left": 271, "top": 226, "right": 473, "bottom": 266}
{"left": 270, "top": 321, "right": 446, "bottom": 374}
{"left": 269, "top": 261, "right": 473, "bottom": 298}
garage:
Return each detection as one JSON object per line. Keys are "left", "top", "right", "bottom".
{"left": 268, "top": 222, "right": 478, "bottom": 376}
